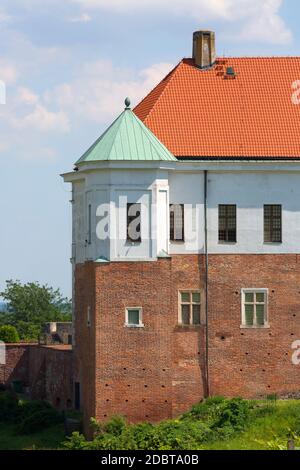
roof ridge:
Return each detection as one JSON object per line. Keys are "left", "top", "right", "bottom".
{"left": 134, "top": 60, "right": 183, "bottom": 122}
{"left": 130, "top": 109, "right": 175, "bottom": 161}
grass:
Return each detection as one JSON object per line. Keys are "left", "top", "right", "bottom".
{"left": 0, "top": 423, "right": 65, "bottom": 450}
{"left": 201, "top": 400, "right": 300, "bottom": 450}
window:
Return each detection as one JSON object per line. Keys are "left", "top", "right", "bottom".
{"left": 125, "top": 307, "right": 143, "bottom": 327}
{"left": 127, "top": 203, "right": 141, "bottom": 242}
{"left": 264, "top": 205, "right": 282, "bottom": 243}
{"left": 218, "top": 205, "right": 236, "bottom": 242}
{"left": 242, "top": 289, "right": 268, "bottom": 328}
{"left": 179, "top": 291, "right": 201, "bottom": 326}
{"left": 170, "top": 204, "right": 184, "bottom": 242}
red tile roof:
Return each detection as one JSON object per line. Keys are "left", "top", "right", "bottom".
{"left": 134, "top": 58, "right": 300, "bottom": 159}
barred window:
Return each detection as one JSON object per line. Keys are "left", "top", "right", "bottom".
{"left": 218, "top": 205, "right": 236, "bottom": 242}
{"left": 170, "top": 204, "right": 184, "bottom": 242}
{"left": 179, "top": 291, "right": 201, "bottom": 326}
{"left": 242, "top": 290, "right": 268, "bottom": 328}
{"left": 127, "top": 203, "right": 141, "bottom": 242}
{"left": 264, "top": 205, "right": 282, "bottom": 243}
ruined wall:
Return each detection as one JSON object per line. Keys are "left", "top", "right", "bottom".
{"left": 0, "top": 343, "right": 73, "bottom": 409}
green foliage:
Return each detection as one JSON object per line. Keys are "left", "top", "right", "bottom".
{"left": 15, "top": 321, "right": 40, "bottom": 342}
{"left": 0, "top": 280, "right": 72, "bottom": 340}
{"left": 0, "top": 393, "right": 63, "bottom": 436}
{"left": 0, "top": 325, "right": 19, "bottom": 343}
{"left": 0, "top": 392, "right": 19, "bottom": 422}
{"left": 64, "top": 398, "right": 300, "bottom": 451}
{"left": 15, "top": 400, "right": 63, "bottom": 435}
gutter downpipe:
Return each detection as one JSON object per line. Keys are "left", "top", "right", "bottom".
{"left": 204, "top": 170, "right": 210, "bottom": 397}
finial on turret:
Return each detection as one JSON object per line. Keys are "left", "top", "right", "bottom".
{"left": 125, "top": 97, "right": 131, "bottom": 109}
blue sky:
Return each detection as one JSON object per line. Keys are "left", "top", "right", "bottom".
{"left": 0, "top": 0, "right": 299, "bottom": 297}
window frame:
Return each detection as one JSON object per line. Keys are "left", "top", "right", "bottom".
{"left": 218, "top": 204, "right": 237, "bottom": 244}
{"left": 170, "top": 203, "right": 185, "bottom": 243}
{"left": 126, "top": 203, "right": 142, "bottom": 243}
{"left": 264, "top": 204, "right": 282, "bottom": 244}
{"left": 125, "top": 307, "right": 144, "bottom": 328}
{"left": 178, "top": 290, "right": 202, "bottom": 326}
{"left": 241, "top": 288, "right": 269, "bottom": 329}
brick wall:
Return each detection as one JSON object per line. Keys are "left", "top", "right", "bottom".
{"left": 0, "top": 344, "right": 73, "bottom": 409}
{"left": 75, "top": 254, "right": 300, "bottom": 431}
{"left": 208, "top": 254, "right": 300, "bottom": 398}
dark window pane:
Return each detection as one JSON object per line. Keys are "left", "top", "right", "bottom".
{"left": 181, "top": 305, "right": 190, "bottom": 325}
{"left": 192, "top": 292, "right": 201, "bottom": 303}
{"left": 256, "top": 292, "right": 265, "bottom": 303}
{"left": 245, "top": 305, "right": 254, "bottom": 326}
{"left": 127, "top": 203, "right": 141, "bottom": 242}
{"left": 245, "top": 292, "right": 254, "bottom": 302}
{"left": 170, "top": 204, "right": 184, "bottom": 241}
{"left": 128, "top": 309, "right": 140, "bottom": 325}
{"left": 256, "top": 305, "right": 265, "bottom": 326}
{"left": 192, "top": 305, "right": 201, "bottom": 325}
{"left": 218, "top": 205, "right": 236, "bottom": 242}
{"left": 264, "top": 205, "right": 281, "bottom": 243}
{"left": 181, "top": 292, "right": 190, "bottom": 303}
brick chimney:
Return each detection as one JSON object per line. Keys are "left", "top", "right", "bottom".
{"left": 193, "top": 30, "right": 216, "bottom": 69}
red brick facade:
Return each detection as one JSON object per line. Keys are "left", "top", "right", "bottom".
{"left": 74, "top": 254, "right": 300, "bottom": 432}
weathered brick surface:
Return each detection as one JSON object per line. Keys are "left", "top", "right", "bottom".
{"left": 0, "top": 344, "right": 73, "bottom": 409}
{"left": 75, "top": 254, "right": 300, "bottom": 430}
{"left": 0, "top": 344, "right": 30, "bottom": 386}
{"left": 208, "top": 254, "right": 300, "bottom": 399}
{"left": 75, "top": 256, "right": 206, "bottom": 430}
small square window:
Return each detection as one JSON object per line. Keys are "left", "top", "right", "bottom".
{"left": 125, "top": 308, "right": 143, "bottom": 328}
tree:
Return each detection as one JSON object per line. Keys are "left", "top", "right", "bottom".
{"left": 0, "top": 325, "right": 19, "bottom": 343}
{"left": 0, "top": 280, "right": 72, "bottom": 340}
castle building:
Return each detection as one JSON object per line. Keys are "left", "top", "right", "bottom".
{"left": 62, "top": 31, "right": 300, "bottom": 432}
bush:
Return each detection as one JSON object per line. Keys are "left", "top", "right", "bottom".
{"left": 0, "top": 392, "right": 19, "bottom": 422}
{"left": 212, "top": 398, "right": 251, "bottom": 432}
{"left": 0, "top": 325, "right": 19, "bottom": 343}
{"left": 16, "top": 321, "right": 40, "bottom": 342}
{"left": 15, "top": 400, "right": 63, "bottom": 434}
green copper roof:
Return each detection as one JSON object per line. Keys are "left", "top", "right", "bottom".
{"left": 76, "top": 105, "right": 176, "bottom": 164}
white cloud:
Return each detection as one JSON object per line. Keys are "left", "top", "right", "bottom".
{"left": 68, "top": 13, "right": 92, "bottom": 23}
{"left": 11, "top": 105, "right": 70, "bottom": 133}
{"left": 16, "top": 87, "right": 39, "bottom": 106}
{"left": 46, "top": 60, "right": 173, "bottom": 125}
{"left": 72, "top": 0, "right": 291, "bottom": 45}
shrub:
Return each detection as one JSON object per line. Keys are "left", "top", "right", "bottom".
{"left": 212, "top": 398, "right": 251, "bottom": 432}
{"left": 0, "top": 325, "right": 19, "bottom": 343}
{"left": 0, "top": 392, "right": 19, "bottom": 422}
{"left": 15, "top": 400, "right": 63, "bottom": 434}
